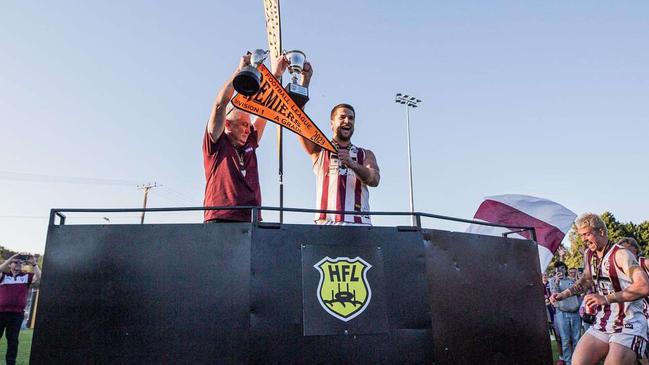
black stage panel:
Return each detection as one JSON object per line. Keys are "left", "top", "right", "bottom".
{"left": 422, "top": 229, "right": 552, "bottom": 365}
{"left": 31, "top": 223, "right": 252, "bottom": 365}
{"left": 249, "top": 224, "right": 433, "bottom": 364}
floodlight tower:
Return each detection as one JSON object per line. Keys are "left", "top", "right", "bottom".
{"left": 395, "top": 93, "right": 422, "bottom": 226}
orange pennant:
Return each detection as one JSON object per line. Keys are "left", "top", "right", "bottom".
{"left": 232, "top": 64, "right": 336, "bottom": 153}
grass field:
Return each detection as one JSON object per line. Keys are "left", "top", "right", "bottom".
{"left": 0, "top": 329, "right": 33, "bottom": 365}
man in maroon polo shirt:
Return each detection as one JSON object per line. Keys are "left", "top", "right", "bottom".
{"left": 203, "top": 52, "right": 288, "bottom": 222}
{"left": 0, "top": 253, "right": 41, "bottom": 365}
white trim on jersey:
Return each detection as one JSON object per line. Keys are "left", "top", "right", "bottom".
{"left": 587, "top": 244, "right": 647, "bottom": 338}
{"left": 313, "top": 145, "right": 371, "bottom": 225}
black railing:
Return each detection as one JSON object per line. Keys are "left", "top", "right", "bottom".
{"left": 49, "top": 205, "right": 538, "bottom": 242}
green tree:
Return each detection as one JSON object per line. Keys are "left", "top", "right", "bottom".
{"left": 0, "top": 245, "right": 19, "bottom": 261}
{"left": 638, "top": 221, "right": 649, "bottom": 256}
{"left": 601, "top": 212, "right": 629, "bottom": 243}
{"left": 564, "top": 231, "right": 586, "bottom": 270}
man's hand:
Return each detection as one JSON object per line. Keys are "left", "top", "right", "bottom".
{"left": 301, "top": 61, "right": 313, "bottom": 84}
{"left": 237, "top": 53, "right": 252, "bottom": 73}
{"left": 27, "top": 255, "right": 37, "bottom": 266}
{"left": 549, "top": 292, "right": 563, "bottom": 305}
{"left": 337, "top": 148, "right": 356, "bottom": 169}
{"left": 584, "top": 293, "right": 607, "bottom": 309}
{"left": 273, "top": 54, "right": 289, "bottom": 79}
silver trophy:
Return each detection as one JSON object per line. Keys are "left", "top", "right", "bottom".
{"left": 284, "top": 50, "right": 309, "bottom": 105}
{"left": 233, "top": 49, "right": 269, "bottom": 96}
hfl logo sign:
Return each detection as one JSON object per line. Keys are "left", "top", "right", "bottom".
{"left": 314, "top": 256, "right": 372, "bottom": 322}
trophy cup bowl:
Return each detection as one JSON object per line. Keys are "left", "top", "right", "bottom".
{"left": 284, "top": 50, "right": 309, "bottom": 106}
{"left": 233, "top": 66, "right": 262, "bottom": 96}
{"left": 285, "top": 50, "right": 306, "bottom": 80}
{"left": 233, "top": 49, "right": 269, "bottom": 96}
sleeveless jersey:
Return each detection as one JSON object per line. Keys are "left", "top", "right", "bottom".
{"left": 313, "top": 145, "right": 371, "bottom": 225}
{"left": 587, "top": 244, "right": 647, "bottom": 337}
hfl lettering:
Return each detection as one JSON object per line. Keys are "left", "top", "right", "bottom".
{"left": 328, "top": 264, "right": 360, "bottom": 282}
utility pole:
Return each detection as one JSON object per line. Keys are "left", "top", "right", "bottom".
{"left": 137, "top": 182, "right": 157, "bottom": 224}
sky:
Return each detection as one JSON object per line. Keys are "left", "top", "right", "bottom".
{"left": 1, "top": 1, "right": 648, "bottom": 254}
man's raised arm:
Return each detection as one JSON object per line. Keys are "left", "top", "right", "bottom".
{"left": 294, "top": 61, "right": 322, "bottom": 162}
{"left": 207, "top": 53, "right": 251, "bottom": 143}
{"left": 252, "top": 55, "right": 289, "bottom": 143}
{"left": 0, "top": 253, "right": 20, "bottom": 273}
{"left": 28, "top": 255, "right": 41, "bottom": 283}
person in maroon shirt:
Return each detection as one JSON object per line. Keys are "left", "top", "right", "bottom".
{"left": 203, "top": 52, "right": 288, "bottom": 222}
{"left": 0, "top": 253, "right": 40, "bottom": 365}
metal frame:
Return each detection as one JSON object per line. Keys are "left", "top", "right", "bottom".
{"left": 48, "top": 206, "right": 537, "bottom": 242}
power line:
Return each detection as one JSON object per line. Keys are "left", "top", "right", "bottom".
{"left": 0, "top": 215, "right": 48, "bottom": 220}
{"left": 157, "top": 186, "right": 199, "bottom": 206}
{"left": 0, "top": 171, "right": 140, "bottom": 186}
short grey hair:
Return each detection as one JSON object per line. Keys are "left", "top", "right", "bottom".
{"left": 574, "top": 213, "right": 607, "bottom": 235}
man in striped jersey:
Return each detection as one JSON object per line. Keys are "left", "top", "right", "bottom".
{"left": 296, "top": 70, "right": 380, "bottom": 224}
{"left": 551, "top": 214, "right": 649, "bottom": 365}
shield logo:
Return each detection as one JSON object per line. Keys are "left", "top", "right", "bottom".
{"left": 314, "top": 256, "right": 372, "bottom": 322}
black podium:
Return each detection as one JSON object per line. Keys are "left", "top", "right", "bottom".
{"left": 30, "top": 219, "right": 551, "bottom": 365}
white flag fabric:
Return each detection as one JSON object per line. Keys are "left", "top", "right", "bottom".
{"left": 466, "top": 194, "right": 577, "bottom": 272}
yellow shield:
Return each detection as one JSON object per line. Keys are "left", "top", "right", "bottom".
{"left": 314, "top": 256, "right": 372, "bottom": 322}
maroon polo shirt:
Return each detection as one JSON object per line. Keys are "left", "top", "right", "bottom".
{"left": 203, "top": 126, "right": 261, "bottom": 222}
{"left": 0, "top": 272, "right": 34, "bottom": 313}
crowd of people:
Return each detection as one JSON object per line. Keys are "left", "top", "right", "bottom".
{"left": 546, "top": 213, "right": 649, "bottom": 365}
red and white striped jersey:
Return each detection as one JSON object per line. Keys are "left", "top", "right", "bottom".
{"left": 313, "top": 145, "right": 371, "bottom": 225}
{"left": 587, "top": 244, "right": 647, "bottom": 337}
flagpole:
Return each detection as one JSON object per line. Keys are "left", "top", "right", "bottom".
{"left": 263, "top": 0, "right": 284, "bottom": 223}
{"left": 273, "top": 2, "right": 284, "bottom": 224}
{"left": 277, "top": 124, "right": 283, "bottom": 223}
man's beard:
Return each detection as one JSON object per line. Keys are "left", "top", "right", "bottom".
{"left": 335, "top": 127, "right": 353, "bottom": 142}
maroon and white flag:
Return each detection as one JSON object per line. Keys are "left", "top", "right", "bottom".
{"left": 466, "top": 194, "right": 577, "bottom": 272}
